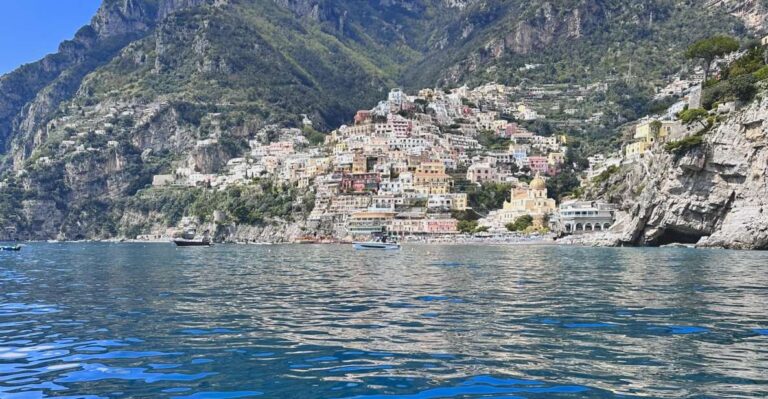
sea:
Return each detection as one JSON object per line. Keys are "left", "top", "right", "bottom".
{"left": 0, "top": 243, "right": 767, "bottom": 398}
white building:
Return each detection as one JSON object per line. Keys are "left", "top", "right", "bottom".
{"left": 551, "top": 201, "right": 616, "bottom": 234}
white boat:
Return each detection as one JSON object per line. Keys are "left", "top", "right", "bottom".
{"left": 353, "top": 241, "right": 401, "bottom": 250}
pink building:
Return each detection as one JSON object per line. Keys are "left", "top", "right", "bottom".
{"left": 466, "top": 163, "right": 499, "bottom": 184}
{"left": 422, "top": 218, "right": 458, "bottom": 234}
{"left": 388, "top": 114, "right": 413, "bottom": 137}
{"left": 340, "top": 173, "right": 381, "bottom": 194}
{"left": 496, "top": 122, "right": 517, "bottom": 138}
{"left": 527, "top": 156, "right": 550, "bottom": 175}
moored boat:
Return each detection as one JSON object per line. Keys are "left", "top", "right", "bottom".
{"left": 172, "top": 238, "right": 212, "bottom": 247}
{"left": 353, "top": 241, "right": 401, "bottom": 250}
{"left": 0, "top": 245, "right": 21, "bottom": 251}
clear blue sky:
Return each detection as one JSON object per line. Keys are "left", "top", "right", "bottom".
{"left": 0, "top": 0, "right": 102, "bottom": 75}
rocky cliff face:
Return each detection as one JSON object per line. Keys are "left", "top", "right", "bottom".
{"left": 0, "top": 0, "right": 212, "bottom": 162}
{"left": 405, "top": 0, "right": 746, "bottom": 87}
{"left": 707, "top": 0, "right": 768, "bottom": 33}
{"left": 587, "top": 96, "right": 768, "bottom": 249}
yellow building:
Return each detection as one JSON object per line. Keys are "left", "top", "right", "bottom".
{"left": 413, "top": 161, "right": 453, "bottom": 195}
{"left": 352, "top": 153, "right": 367, "bottom": 174}
{"left": 628, "top": 119, "right": 683, "bottom": 158}
{"left": 634, "top": 120, "right": 656, "bottom": 142}
{"left": 634, "top": 120, "right": 682, "bottom": 143}
{"left": 334, "top": 141, "right": 348, "bottom": 154}
{"left": 481, "top": 176, "right": 556, "bottom": 229}
{"left": 625, "top": 141, "right": 650, "bottom": 158}
{"left": 547, "top": 152, "right": 565, "bottom": 166}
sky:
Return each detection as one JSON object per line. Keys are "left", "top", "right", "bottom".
{"left": 0, "top": 0, "right": 102, "bottom": 75}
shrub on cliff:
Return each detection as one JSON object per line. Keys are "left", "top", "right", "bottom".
{"left": 754, "top": 66, "right": 768, "bottom": 81}
{"left": 591, "top": 165, "right": 619, "bottom": 185}
{"left": 702, "top": 75, "right": 758, "bottom": 109}
{"left": 665, "top": 134, "right": 704, "bottom": 154}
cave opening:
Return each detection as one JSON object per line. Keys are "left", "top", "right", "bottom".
{"left": 653, "top": 228, "right": 705, "bottom": 246}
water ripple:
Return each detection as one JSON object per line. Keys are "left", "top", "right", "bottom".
{"left": 0, "top": 243, "right": 767, "bottom": 398}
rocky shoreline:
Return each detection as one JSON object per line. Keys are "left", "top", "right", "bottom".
{"left": 584, "top": 96, "right": 768, "bottom": 250}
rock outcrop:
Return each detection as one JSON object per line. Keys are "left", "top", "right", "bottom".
{"left": 588, "top": 97, "right": 768, "bottom": 249}
{"left": 707, "top": 0, "right": 768, "bottom": 33}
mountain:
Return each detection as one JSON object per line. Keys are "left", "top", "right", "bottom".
{"left": 0, "top": 0, "right": 760, "bottom": 240}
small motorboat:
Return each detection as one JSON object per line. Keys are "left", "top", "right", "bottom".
{"left": 0, "top": 245, "right": 21, "bottom": 251}
{"left": 353, "top": 241, "right": 401, "bottom": 250}
{"left": 173, "top": 238, "right": 212, "bottom": 247}
{"left": 173, "top": 228, "right": 211, "bottom": 247}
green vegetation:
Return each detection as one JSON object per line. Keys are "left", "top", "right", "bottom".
{"left": 754, "top": 65, "right": 768, "bottom": 81}
{"left": 457, "top": 220, "right": 479, "bottom": 234}
{"left": 701, "top": 41, "right": 766, "bottom": 110}
{"left": 463, "top": 182, "right": 511, "bottom": 214}
{"left": 650, "top": 120, "right": 662, "bottom": 139}
{"left": 546, "top": 170, "right": 581, "bottom": 201}
{"left": 505, "top": 215, "right": 533, "bottom": 232}
{"left": 451, "top": 209, "right": 481, "bottom": 222}
{"left": 665, "top": 133, "right": 704, "bottom": 155}
{"left": 477, "top": 130, "right": 510, "bottom": 151}
{"left": 678, "top": 108, "right": 709, "bottom": 126}
{"left": 703, "top": 73, "right": 760, "bottom": 109}
{"left": 685, "top": 35, "right": 740, "bottom": 82}
{"left": 123, "top": 179, "right": 314, "bottom": 228}
{"left": 303, "top": 126, "right": 327, "bottom": 146}
{"left": 591, "top": 165, "right": 619, "bottom": 185}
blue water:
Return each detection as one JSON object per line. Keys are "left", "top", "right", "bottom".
{"left": 1, "top": 243, "right": 767, "bottom": 398}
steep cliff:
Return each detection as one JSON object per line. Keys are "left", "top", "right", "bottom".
{"left": 407, "top": 0, "right": 747, "bottom": 86}
{"left": 707, "top": 0, "right": 768, "bottom": 33}
{"left": 0, "top": 0, "right": 210, "bottom": 161}
{"left": 587, "top": 93, "right": 768, "bottom": 249}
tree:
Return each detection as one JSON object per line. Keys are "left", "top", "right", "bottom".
{"left": 546, "top": 170, "right": 581, "bottom": 201}
{"left": 728, "top": 74, "right": 758, "bottom": 102}
{"left": 677, "top": 108, "right": 709, "bottom": 128}
{"left": 650, "top": 120, "right": 662, "bottom": 139}
{"left": 685, "top": 35, "right": 739, "bottom": 82}
{"left": 465, "top": 182, "right": 511, "bottom": 214}
{"left": 505, "top": 215, "right": 534, "bottom": 232}
{"left": 457, "top": 220, "right": 479, "bottom": 234}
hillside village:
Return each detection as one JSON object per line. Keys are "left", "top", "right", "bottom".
{"left": 142, "top": 75, "right": 706, "bottom": 242}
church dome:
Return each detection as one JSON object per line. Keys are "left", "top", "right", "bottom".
{"left": 530, "top": 176, "right": 546, "bottom": 190}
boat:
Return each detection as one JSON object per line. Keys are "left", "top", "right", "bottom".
{"left": 173, "top": 229, "right": 212, "bottom": 247}
{"left": 0, "top": 245, "right": 21, "bottom": 251}
{"left": 353, "top": 241, "right": 401, "bottom": 250}
{"left": 173, "top": 238, "right": 212, "bottom": 247}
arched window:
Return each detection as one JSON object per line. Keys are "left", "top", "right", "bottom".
{"left": 576, "top": 223, "right": 583, "bottom": 231}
